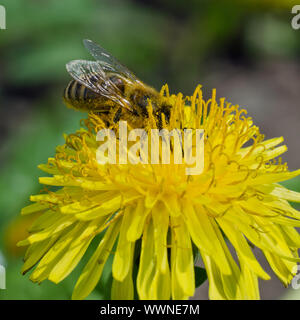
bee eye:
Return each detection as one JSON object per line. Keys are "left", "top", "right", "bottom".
{"left": 140, "top": 95, "right": 149, "bottom": 107}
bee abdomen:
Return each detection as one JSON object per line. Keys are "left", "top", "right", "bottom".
{"left": 64, "top": 80, "right": 97, "bottom": 102}
{"left": 64, "top": 80, "right": 87, "bottom": 100}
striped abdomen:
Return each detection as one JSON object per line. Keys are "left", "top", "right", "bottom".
{"left": 63, "top": 79, "right": 119, "bottom": 113}
{"left": 64, "top": 80, "right": 97, "bottom": 103}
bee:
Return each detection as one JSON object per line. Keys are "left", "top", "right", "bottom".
{"left": 64, "top": 39, "right": 171, "bottom": 128}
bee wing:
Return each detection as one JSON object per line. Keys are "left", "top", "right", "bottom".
{"left": 83, "top": 39, "right": 141, "bottom": 84}
{"left": 66, "top": 59, "right": 133, "bottom": 110}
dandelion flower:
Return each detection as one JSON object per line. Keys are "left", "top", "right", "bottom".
{"left": 19, "top": 85, "right": 300, "bottom": 300}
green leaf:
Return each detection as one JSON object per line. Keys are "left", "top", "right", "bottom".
{"left": 194, "top": 266, "right": 207, "bottom": 288}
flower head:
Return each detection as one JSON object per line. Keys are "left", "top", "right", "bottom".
{"left": 19, "top": 84, "right": 300, "bottom": 300}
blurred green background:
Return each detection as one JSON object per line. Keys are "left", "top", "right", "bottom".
{"left": 0, "top": 0, "right": 300, "bottom": 300}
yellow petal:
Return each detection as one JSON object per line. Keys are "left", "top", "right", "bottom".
{"left": 249, "top": 169, "right": 300, "bottom": 185}
{"left": 162, "top": 194, "right": 181, "bottom": 217}
{"left": 112, "top": 206, "right": 135, "bottom": 281}
{"left": 72, "top": 219, "right": 121, "bottom": 300}
{"left": 18, "top": 216, "right": 75, "bottom": 246}
{"left": 60, "top": 191, "right": 117, "bottom": 214}
{"left": 238, "top": 255, "right": 260, "bottom": 300}
{"left": 75, "top": 196, "right": 121, "bottom": 221}
{"left": 30, "top": 222, "right": 86, "bottom": 283}
{"left": 217, "top": 218, "right": 270, "bottom": 280}
{"left": 201, "top": 253, "right": 226, "bottom": 300}
{"left": 22, "top": 235, "right": 59, "bottom": 275}
{"left": 263, "top": 251, "right": 296, "bottom": 286}
{"left": 137, "top": 208, "right": 171, "bottom": 300}
{"left": 152, "top": 203, "right": 169, "bottom": 273}
{"left": 111, "top": 242, "right": 135, "bottom": 300}
{"left": 126, "top": 199, "right": 150, "bottom": 242}
{"left": 171, "top": 216, "right": 195, "bottom": 298}
{"left": 137, "top": 219, "right": 155, "bottom": 299}
{"left": 270, "top": 185, "right": 300, "bottom": 203}
{"left": 49, "top": 218, "right": 105, "bottom": 283}
{"left": 21, "top": 202, "right": 48, "bottom": 215}
{"left": 182, "top": 201, "right": 231, "bottom": 275}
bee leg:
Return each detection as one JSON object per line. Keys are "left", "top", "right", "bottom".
{"left": 113, "top": 107, "right": 122, "bottom": 123}
{"left": 131, "top": 108, "right": 139, "bottom": 117}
